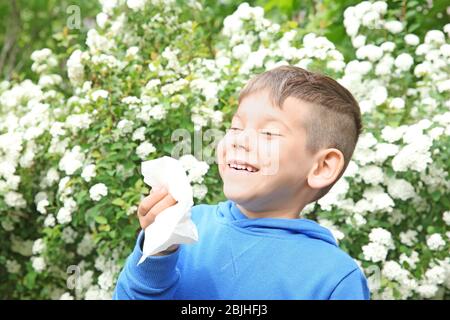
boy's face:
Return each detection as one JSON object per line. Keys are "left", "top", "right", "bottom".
{"left": 217, "top": 90, "right": 316, "bottom": 213}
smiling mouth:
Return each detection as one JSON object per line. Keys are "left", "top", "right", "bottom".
{"left": 226, "top": 161, "right": 259, "bottom": 173}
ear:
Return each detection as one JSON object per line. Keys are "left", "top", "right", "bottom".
{"left": 307, "top": 148, "right": 345, "bottom": 190}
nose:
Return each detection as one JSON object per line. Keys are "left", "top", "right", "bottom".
{"left": 231, "top": 128, "right": 254, "bottom": 152}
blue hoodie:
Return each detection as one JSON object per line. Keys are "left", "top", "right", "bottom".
{"left": 114, "top": 200, "right": 370, "bottom": 299}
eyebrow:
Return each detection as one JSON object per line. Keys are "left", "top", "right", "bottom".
{"left": 233, "top": 113, "right": 292, "bottom": 133}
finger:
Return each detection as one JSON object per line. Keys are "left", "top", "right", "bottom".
{"left": 147, "top": 193, "right": 177, "bottom": 216}
{"left": 137, "top": 188, "right": 167, "bottom": 216}
{"left": 141, "top": 194, "right": 177, "bottom": 227}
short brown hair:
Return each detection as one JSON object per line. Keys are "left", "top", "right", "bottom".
{"left": 238, "top": 65, "right": 362, "bottom": 201}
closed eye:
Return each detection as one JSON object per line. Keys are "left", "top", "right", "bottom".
{"left": 260, "top": 131, "right": 281, "bottom": 137}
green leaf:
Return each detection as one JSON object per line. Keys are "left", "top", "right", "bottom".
{"left": 95, "top": 216, "right": 108, "bottom": 225}
{"left": 24, "top": 272, "right": 37, "bottom": 289}
{"left": 112, "top": 198, "right": 126, "bottom": 208}
{"left": 431, "top": 191, "right": 441, "bottom": 201}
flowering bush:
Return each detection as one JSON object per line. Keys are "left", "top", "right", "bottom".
{"left": 0, "top": 0, "right": 449, "bottom": 299}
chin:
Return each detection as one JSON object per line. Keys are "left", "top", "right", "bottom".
{"left": 223, "top": 183, "right": 258, "bottom": 206}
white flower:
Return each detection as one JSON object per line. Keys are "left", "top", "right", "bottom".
{"left": 59, "top": 146, "right": 85, "bottom": 175}
{"left": 98, "top": 270, "right": 114, "bottom": 290}
{"left": 441, "top": 44, "right": 450, "bottom": 58}
{"left": 374, "top": 143, "right": 399, "bottom": 163}
{"left": 30, "top": 48, "right": 57, "bottom": 73}
{"left": 89, "top": 183, "right": 108, "bottom": 201}
{"left": 126, "top": 46, "right": 139, "bottom": 58}
{"left": 425, "top": 265, "right": 446, "bottom": 285}
{"left": 356, "top": 44, "right": 383, "bottom": 61}
{"left": 399, "top": 251, "right": 419, "bottom": 268}
{"left": 443, "top": 211, "right": 450, "bottom": 226}
{"left": 5, "top": 191, "right": 26, "bottom": 208}
{"left": 192, "top": 184, "right": 208, "bottom": 200}
{"left": 362, "top": 242, "right": 389, "bottom": 263}
{"left": 427, "top": 233, "right": 445, "bottom": 251}
{"left": 6, "top": 260, "right": 21, "bottom": 274}
{"left": 179, "top": 154, "right": 210, "bottom": 184}
{"left": 380, "top": 41, "right": 395, "bottom": 52}
{"left": 44, "top": 168, "right": 59, "bottom": 187}
{"left": 399, "top": 230, "right": 418, "bottom": 247}
{"left": 31, "top": 256, "right": 46, "bottom": 273}
{"left": 190, "top": 79, "right": 219, "bottom": 101}
{"left": 343, "top": 160, "right": 358, "bottom": 177}
{"left": 145, "top": 79, "right": 161, "bottom": 90}
{"left": 31, "top": 48, "right": 52, "bottom": 62}
{"left": 122, "top": 96, "right": 141, "bottom": 105}
{"left": 60, "top": 292, "right": 74, "bottom": 300}
{"left": 86, "top": 29, "right": 114, "bottom": 53}
{"left": 232, "top": 43, "right": 251, "bottom": 60}
{"left": 389, "top": 97, "right": 405, "bottom": 109}
{"left": 424, "top": 30, "right": 445, "bottom": 44}
{"left": 36, "top": 199, "right": 50, "bottom": 214}
{"left": 127, "top": 205, "right": 137, "bottom": 216}
{"left": 394, "top": 53, "right": 414, "bottom": 71}
{"left": 50, "top": 122, "right": 65, "bottom": 137}
{"left": 359, "top": 165, "right": 384, "bottom": 185}
{"left": 84, "top": 285, "right": 111, "bottom": 300}
{"left": 383, "top": 261, "right": 409, "bottom": 282}
{"left": 381, "top": 126, "right": 405, "bottom": 143}
{"left": 65, "top": 113, "right": 92, "bottom": 133}
{"left": 437, "top": 79, "right": 450, "bottom": 93}
{"left": 32, "top": 239, "right": 46, "bottom": 255}
{"left": 132, "top": 127, "right": 146, "bottom": 141}
{"left": 416, "top": 284, "right": 439, "bottom": 298}
{"left": 57, "top": 207, "right": 72, "bottom": 224}
{"left": 117, "top": 119, "right": 134, "bottom": 134}
{"left": 38, "top": 74, "right": 62, "bottom": 87}
{"left": 404, "top": 34, "right": 420, "bottom": 46}
{"left": 91, "top": 89, "right": 109, "bottom": 101}
{"left": 67, "top": 50, "right": 85, "bottom": 85}
{"left": 371, "top": 86, "right": 388, "bottom": 106}
{"left": 127, "top": 0, "right": 146, "bottom": 11}
{"left": 363, "top": 186, "right": 395, "bottom": 212}
{"left": 386, "top": 178, "right": 416, "bottom": 201}
{"left": 81, "top": 164, "right": 96, "bottom": 183}
{"left": 392, "top": 142, "right": 432, "bottom": 173}
{"left": 61, "top": 227, "right": 78, "bottom": 244}
{"left": 44, "top": 215, "right": 56, "bottom": 227}
{"left": 136, "top": 141, "right": 156, "bottom": 160}
{"left": 369, "top": 228, "right": 394, "bottom": 248}
{"left": 384, "top": 20, "right": 403, "bottom": 34}
{"left": 444, "top": 23, "right": 450, "bottom": 36}
{"left": 96, "top": 12, "right": 108, "bottom": 29}
{"left": 414, "top": 63, "right": 429, "bottom": 77}
{"left": 77, "top": 234, "right": 96, "bottom": 257}
{"left": 58, "top": 176, "right": 71, "bottom": 195}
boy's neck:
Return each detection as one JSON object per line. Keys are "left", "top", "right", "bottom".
{"left": 236, "top": 203, "right": 303, "bottom": 219}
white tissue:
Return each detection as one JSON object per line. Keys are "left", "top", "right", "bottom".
{"left": 138, "top": 156, "right": 198, "bottom": 265}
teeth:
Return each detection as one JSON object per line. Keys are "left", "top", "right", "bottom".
{"left": 228, "top": 162, "right": 257, "bottom": 172}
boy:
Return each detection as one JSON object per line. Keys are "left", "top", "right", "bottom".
{"left": 114, "top": 66, "right": 370, "bottom": 300}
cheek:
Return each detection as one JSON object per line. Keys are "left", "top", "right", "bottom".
{"left": 216, "top": 137, "right": 230, "bottom": 175}
{"left": 216, "top": 139, "right": 225, "bottom": 169}
{"left": 257, "top": 139, "right": 284, "bottom": 174}
{"left": 281, "top": 141, "right": 311, "bottom": 178}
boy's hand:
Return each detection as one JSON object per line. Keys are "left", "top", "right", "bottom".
{"left": 137, "top": 187, "right": 179, "bottom": 255}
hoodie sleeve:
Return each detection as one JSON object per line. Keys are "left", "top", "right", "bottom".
{"left": 329, "top": 268, "right": 370, "bottom": 300}
{"left": 113, "top": 231, "right": 181, "bottom": 300}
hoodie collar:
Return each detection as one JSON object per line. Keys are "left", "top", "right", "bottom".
{"left": 217, "top": 200, "right": 337, "bottom": 246}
